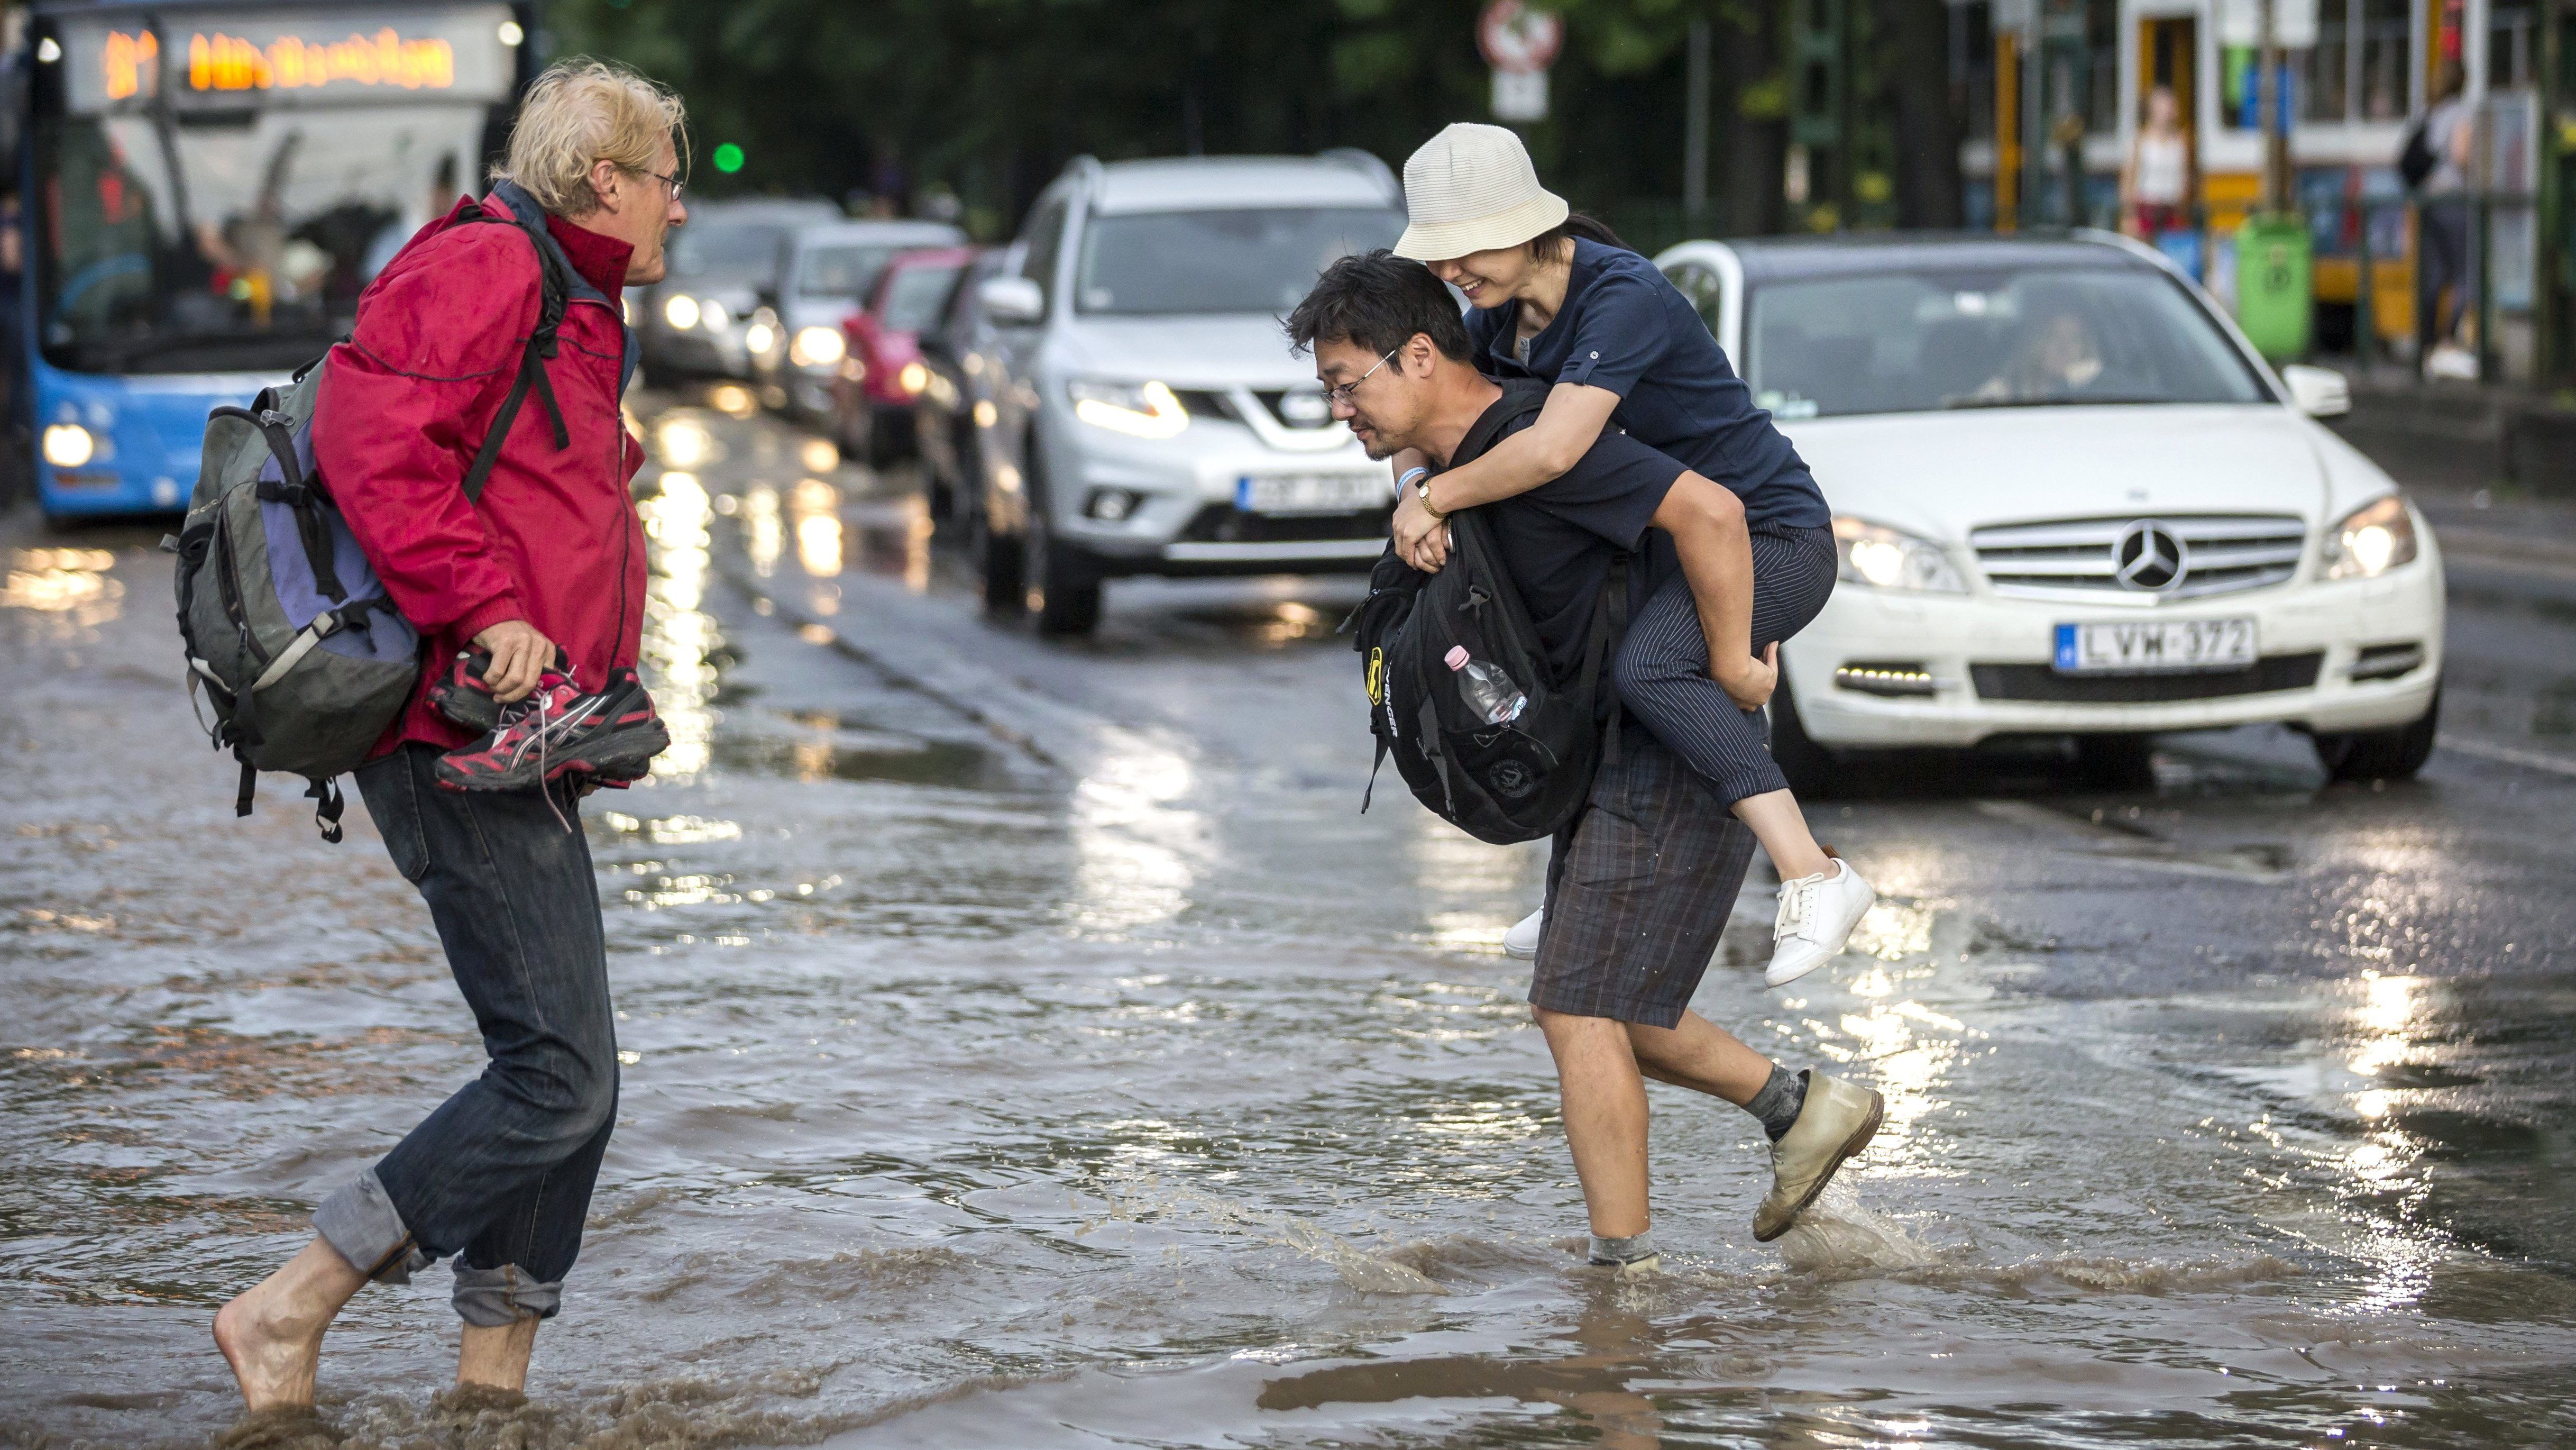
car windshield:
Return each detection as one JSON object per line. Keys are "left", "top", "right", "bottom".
{"left": 35, "top": 9, "right": 513, "bottom": 375}
{"left": 880, "top": 262, "right": 965, "bottom": 331}
{"left": 800, "top": 244, "right": 910, "bottom": 300}
{"left": 667, "top": 223, "right": 791, "bottom": 281}
{"left": 1743, "top": 266, "right": 2269, "bottom": 418}
{"left": 1076, "top": 207, "right": 1406, "bottom": 316}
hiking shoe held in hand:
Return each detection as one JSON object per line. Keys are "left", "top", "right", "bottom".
{"left": 1753, "top": 1070, "right": 1883, "bottom": 1242}
{"left": 425, "top": 646, "right": 573, "bottom": 735}
{"left": 1766, "top": 858, "right": 1875, "bottom": 988}
{"left": 1502, "top": 907, "right": 1545, "bottom": 961}
{"left": 434, "top": 665, "right": 670, "bottom": 792}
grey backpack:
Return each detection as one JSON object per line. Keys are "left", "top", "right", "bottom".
{"left": 167, "top": 205, "right": 571, "bottom": 839}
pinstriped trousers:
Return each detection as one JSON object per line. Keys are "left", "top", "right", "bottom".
{"left": 1610, "top": 523, "right": 1837, "bottom": 807}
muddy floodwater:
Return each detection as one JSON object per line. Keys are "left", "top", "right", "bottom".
{"left": 6, "top": 393, "right": 2576, "bottom": 1448}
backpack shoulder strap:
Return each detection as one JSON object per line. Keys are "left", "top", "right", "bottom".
{"left": 451, "top": 205, "right": 574, "bottom": 504}
{"left": 1450, "top": 383, "right": 1552, "bottom": 469}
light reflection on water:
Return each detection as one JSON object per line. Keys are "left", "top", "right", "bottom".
{"left": 1068, "top": 729, "right": 1202, "bottom": 934}
{"left": 637, "top": 468, "right": 717, "bottom": 780}
{"left": 2, "top": 546, "right": 126, "bottom": 641}
{"left": 1407, "top": 804, "right": 1534, "bottom": 954}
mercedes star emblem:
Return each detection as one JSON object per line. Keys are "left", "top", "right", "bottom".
{"left": 2114, "top": 521, "right": 2188, "bottom": 592}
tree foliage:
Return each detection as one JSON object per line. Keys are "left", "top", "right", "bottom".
{"left": 547, "top": 0, "right": 1744, "bottom": 235}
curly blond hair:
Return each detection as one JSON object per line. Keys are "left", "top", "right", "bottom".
{"left": 492, "top": 58, "right": 687, "bottom": 218}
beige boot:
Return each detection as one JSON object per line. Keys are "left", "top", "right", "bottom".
{"left": 1753, "top": 1071, "right": 1884, "bottom": 1243}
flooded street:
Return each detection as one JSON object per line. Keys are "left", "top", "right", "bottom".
{"left": 7, "top": 389, "right": 2576, "bottom": 1448}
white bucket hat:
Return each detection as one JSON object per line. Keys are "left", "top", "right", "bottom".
{"left": 1392, "top": 123, "right": 1571, "bottom": 262}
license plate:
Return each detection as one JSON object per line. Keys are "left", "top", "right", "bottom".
{"left": 2053, "top": 618, "right": 2258, "bottom": 673}
{"left": 1236, "top": 472, "right": 1387, "bottom": 515}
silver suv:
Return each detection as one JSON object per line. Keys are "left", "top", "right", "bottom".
{"left": 969, "top": 153, "right": 1406, "bottom": 634}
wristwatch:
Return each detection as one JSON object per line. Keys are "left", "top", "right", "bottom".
{"left": 1407, "top": 469, "right": 1444, "bottom": 522}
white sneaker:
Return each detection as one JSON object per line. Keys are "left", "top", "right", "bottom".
{"left": 2426, "top": 343, "right": 2480, "bottom": 381}
{"left": 1502, "top": 907, "right": 1545, "bottom": 960}
{"left": 1765, "top": 859, "right": 1875, "bottom": 987}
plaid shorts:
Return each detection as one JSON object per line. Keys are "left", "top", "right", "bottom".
{"left": 1530, "top": 733, "right": 1757, "bottom": 1028}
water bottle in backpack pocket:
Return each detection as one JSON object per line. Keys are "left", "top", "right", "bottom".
{"left": 1445, "top": 645, "right": 1528, "bottom": 724}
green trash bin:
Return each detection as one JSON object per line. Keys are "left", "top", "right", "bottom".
{"left": 2235, "top": 214, "right": 2313, "bottom": 362}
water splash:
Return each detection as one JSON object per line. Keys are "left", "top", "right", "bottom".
{"left": 1771, "top": 1180, "right": 1940, "bottom": 1276}
{"left": 1089, "top": 1176, "right": 1449, "bottom": 1296}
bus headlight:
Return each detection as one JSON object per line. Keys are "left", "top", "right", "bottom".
{"left": 663, "top": 293, "right": 700, "bottom": 331}
{"left": 1068, "top": 378, "right": 1188, "bottom": 439}
{"left": 42, "top": 424, "right": 95, "bottom": 468}
{"left": 1834, "top": 515, "right": 1965, "bottom": 592}
{"left": 790, "top": 326, "right": 846, "bottom": 369}
{"left": 2323, "top": 494, "right": 2418, "bottom": 579}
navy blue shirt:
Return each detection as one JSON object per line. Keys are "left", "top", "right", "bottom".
{"left": 1462, "top": 389, "right": 1686, "bottom": 687}
{"left": 1466, "top": 238, "right": 1830, "bottom": 532}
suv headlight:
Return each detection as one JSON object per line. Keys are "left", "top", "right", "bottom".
{"left": 2323, "top": 494, "right": 2418, "bottom": 580}
{"left": 790, "top": 326, "right": 846, "bottom": 369}
{"left": 1834, "top": 516, "right": 1965, "bottom": 592}
{"left": 1068, "top": 378, "right": 1188, "bottom": 439}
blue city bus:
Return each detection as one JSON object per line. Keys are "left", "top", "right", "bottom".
{"left": 15, "top": 1, "right": 535, "bottom": 520}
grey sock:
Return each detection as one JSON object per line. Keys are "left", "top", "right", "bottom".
{"left": 1746, "top": 1065, "right": 1808, "bottom": 1142}
{"left": 1587, "top": 1230, "right": 1657, "bottom": 1265}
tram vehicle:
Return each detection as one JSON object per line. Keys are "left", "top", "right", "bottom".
{"left": 1954, "top": 0, "right": 2559, "bottom": 369}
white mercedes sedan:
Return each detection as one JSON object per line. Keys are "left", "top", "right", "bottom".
{"left": 1655, "top": 232, "right": 2443, "bottom": 791}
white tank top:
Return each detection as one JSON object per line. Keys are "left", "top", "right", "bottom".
{"left": 2134, "top": 132, "right": 2189, "bottom": 205}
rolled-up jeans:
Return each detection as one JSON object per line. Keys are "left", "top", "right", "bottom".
{"left": 312, "top": 743, "right": 618, "bottom": 1326}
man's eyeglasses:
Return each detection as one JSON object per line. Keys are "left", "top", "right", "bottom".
{"left": 631, "top": 166, "right": 685, "bottom": 200}
{"left": 1324, "top": 346, "right": 1401, "bottom": 408}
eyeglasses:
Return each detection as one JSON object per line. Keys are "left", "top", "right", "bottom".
{"left": 1324, "top": 345, "right": 1400, "bottom": 408}
{"left": 631, "top": 166, "right": 685, "bottom": 200}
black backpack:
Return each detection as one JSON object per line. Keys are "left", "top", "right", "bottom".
{"left": 1343, "top": 387, "right": 1627, "bottom": 845}
{"left": 2398, "top": 117, "right": 2437, "bottom": 190}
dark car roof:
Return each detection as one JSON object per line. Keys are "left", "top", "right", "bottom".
{"left": 1724, "top": 232, "right": 2159, "bottom": 285}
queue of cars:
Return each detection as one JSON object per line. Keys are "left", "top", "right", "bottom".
{"left": 665, "top": 160, "right": 2442, "bottom": 785}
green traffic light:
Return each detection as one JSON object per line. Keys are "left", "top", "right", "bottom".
{"left": 712, "top": 143, "right": 745, "bottom": 175}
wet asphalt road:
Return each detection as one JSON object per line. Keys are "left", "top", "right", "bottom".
{"left": 3, "top": 386, "right": 2574, "bottom": 1449}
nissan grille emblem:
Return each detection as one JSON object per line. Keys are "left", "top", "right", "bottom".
{"left": 2114, "top": 521, "right": 2188, "bottom": 592}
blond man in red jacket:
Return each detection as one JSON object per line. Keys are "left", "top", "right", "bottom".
{"left": 214, "top": 59, "right": 685, "bottom": 1416}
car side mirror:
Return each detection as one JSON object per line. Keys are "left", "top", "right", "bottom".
{"left": 2281, "top": 364, "right": 2351, "bottom": 419}
{"left": 978, "top": 276, "right": 1046, "bottom": 326}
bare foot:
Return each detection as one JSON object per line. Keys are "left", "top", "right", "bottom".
{"left": 456, "top": 1314, "right": 541, "bottom": 1393}
{"left": 215, "top": 1239, "right": 368, "bottom": 1412}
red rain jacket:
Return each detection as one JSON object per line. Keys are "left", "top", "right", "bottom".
{"left": 316, "top": 185, "right": 646, "bottom": 756}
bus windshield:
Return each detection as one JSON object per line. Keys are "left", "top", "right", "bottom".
{"left": 36, "top": 7, "right": 517, "bottom": 375}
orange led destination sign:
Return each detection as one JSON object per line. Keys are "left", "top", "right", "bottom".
{"left": 99, "top": 26, "right": 457, "bottom": 100}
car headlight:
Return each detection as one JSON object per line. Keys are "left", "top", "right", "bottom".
{"left": 2323, "top": 494, "right": 2418, "bottom": 580}
{"left": 1834, "top": 516, "right": 1965, "bottom": 592}
{"left": 1068, "top": 378, "right": 1188, "bottom": 439}
{"left": 789, "top": 326, "right": 846, "bottom": 369}
{"left": 41, "top": 424, "right": 95, "bottom": 468}
{"left": 895, "top": 360, "right": 930, "bottom": 398}
{"left": 744, "top": 321, "right": 778, "bottom": 356}
{"left": 663, "top": 293, "right": 700, "bottom": 331}
{"left": 701, "top": 299, "right": 732, "bottom": 331}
